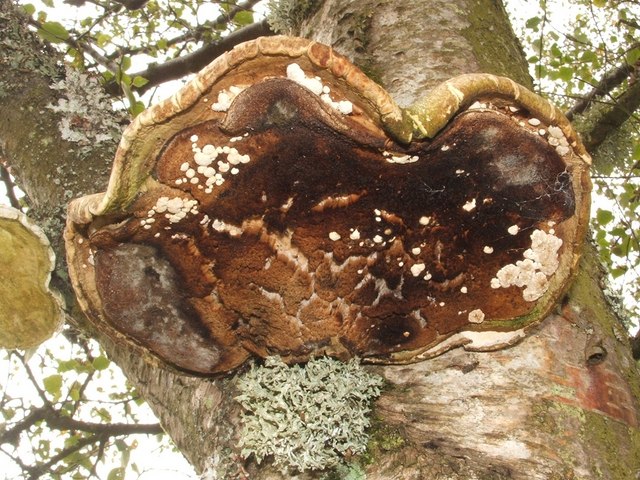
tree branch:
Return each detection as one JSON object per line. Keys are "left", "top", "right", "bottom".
{"left": 579, "top": 80, "right": 640, "bottom": 152}
{"left": 109, "top": 0, "right": 264, "bottom": 57}
{"left": 566, "top": 55, "right": 638, "bottom": 121}
{"left": 25, "top": 433, "right": 104, "bottom": 479}
{"left": 105, "top": 19, "right": 274, "bottom": 96}
{"left": 0, "top": 407, "right": 49, "bottom": 446}
{"left": 46, "top": 413, "right": 164, "bottom": 436}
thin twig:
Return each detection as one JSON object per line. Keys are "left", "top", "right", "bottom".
{"left": 105, "top": 19, "right": 274, "bottom": 95}
{"left": 566, "top": 55, "right": 638, "bottom": 120}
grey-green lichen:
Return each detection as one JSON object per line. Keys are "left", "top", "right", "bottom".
{"left": 46, "top": 67, "right": 123, "bottom": 151}
{"left": 267, "top": 0, "right": 321, "bottom": 34}
{"left": 234, "top": 356, "right": 384, "bottom": 473}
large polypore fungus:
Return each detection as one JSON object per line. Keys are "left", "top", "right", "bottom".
{"left": 1, "top": 206, "right": 63, "bottom": 349}
{"left": 64, "top": 36, "right": 591, "bottom": 375}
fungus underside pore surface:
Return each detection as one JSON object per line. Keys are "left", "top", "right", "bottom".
{"left": 69, "top": 59, "right": 584, "bottom": 374}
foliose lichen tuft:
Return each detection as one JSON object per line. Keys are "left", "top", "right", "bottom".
{"left": 266, "top": 0, "right": 320, "bottom": 34}
{"left": 234, "top": 356, "right": 384, "bottom": 473}
{"left": 46, "top": 67, "right": 123, "bottom": 150}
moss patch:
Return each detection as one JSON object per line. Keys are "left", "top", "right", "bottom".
{"left": 462, "top": 0, "right": 532, "bottom": 88}
{"left": 532, "top": 399, "right": 640, "bottom": 479}
{"left": 361, "top": 418, "right": 406, "bottom": 466}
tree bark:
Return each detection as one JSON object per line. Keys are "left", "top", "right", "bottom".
{"left": 1, "top": 0, "right": 639, "bottom": 479}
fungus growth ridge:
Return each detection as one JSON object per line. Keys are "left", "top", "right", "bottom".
{"left": 64, "top": 36, "right": 590, "bottom": 375}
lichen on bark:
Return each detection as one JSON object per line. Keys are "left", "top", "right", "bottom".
{"left": 462, "top": 0, "right": 533, "bottom": 88}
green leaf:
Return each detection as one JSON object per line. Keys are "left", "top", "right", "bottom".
{"left": 558, "top": 66, "right": 573, "bottom": 82}
{"left": 94, "top": 407, "right": 112, "bottom": 422}
{"left": 130, "top": 101, "right": 146, "bottom": 117}
{"left": 611, "top": 267, "right": 627, "bottom": 279}
{"left": 21, "top": 3, "right": 35, "bottom": 16}
{"left": 525, "top": 16, "right": 541, "bottom": 30}
{"left": 43, "top": 374, "right": 63, "bottom": 399}
{"left": 96, "top": 33, "right": 111, "bottom": 48}
{"left": 107, "top": 466, "right": 125, "bottom": 480}
{"left": 92, "top": 356, "right": 110, "bottom": 371}
{"left": 38, "top": 21, "right": 70, "bottom": 44}
{"left": 626, "top": 47, "right": 640, "bottom": 66}
{"left": 119, "top": 73, "right": 132, "bottom": 87}
{"left": 119, "top": 56, "right": 132, "bottom": 72}
{"left": 593, "top": 0, "right": 606, "bottom": 6}
{"left": 132, "top": 76, "right": 149, "bottom": 88}
{"left": 69, "top": 386, "right": 80, "bottom": 401}
{"left": 117, "top": 439, "right": 131, "bottom": 467}
{"left": 596, "top": 209, "right": 614, "bottom": 225}
{"left": 2, "top": 408, "right": 16, "bottom": 420}
{"left": 58, "top": 359, "right": 81, "bottom": 372}
{"left": 234, "top": 10, "right": 254, "bottom": 26}
{"left": 581, "top": 50, "right": 598, "bottom": 64}
{"left": 42, "top": 0, "right": 53, "bottom": 6}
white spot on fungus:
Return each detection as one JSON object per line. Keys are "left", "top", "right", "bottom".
{"left": 411, "top": 263, "right": 426, "bottom": 277}
{"left": 527, "top": 118, "right": 541, "bottom": 126}
{"left": 329, "top": 231, "right": 341, "bottom": 241}
{"left": 350, "top": 229, "right": 361, "bottom": 240}
{"left": 211, "top": 85, "right": 244, "bottom": 112}
{"left": 468, "top": 309, "right": 485, "bottom": 323}
{"left": 491, "top": 229, "right": 563, "bottom": 301}
{"left": 411, "top": 246, "right": 421, "bottom": 255}
{"left": 151, "top": 196, "right": 199, "bottom": 224}
{"left": 286, "top": 63, "right": 353, "bottom": 114}
{"left": 548, "top": 125, "right": 564, "bottom": 138}
{"left": 462, "top": 198, "right": 477, "bottom": 212}
{"left": 419, "top": 216, "right": 431, "bottom": 226}
{"left": 483, "top": 246, "right": 494, "bottom": 254}
{"left": 508, "top": 225, "right": 520, "bottom": 235}
{"left": 460, "top": 286, "right": 468, "bottom": 294}
{"left": 469, "top": 101, "right": 486, "bottom": 110}
{"left": 383, "top": 152, "right": 419, "bottom": 164}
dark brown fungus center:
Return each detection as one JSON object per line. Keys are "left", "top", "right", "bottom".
{"left": 77, "top": 75, "right": 582, "bottom": 375}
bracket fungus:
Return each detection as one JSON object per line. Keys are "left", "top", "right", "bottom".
{"left": 64, "top": 36, "right": 591, "bottom": 375}
{"left": 1, "top": 206, "right": 63, "bottom": 349}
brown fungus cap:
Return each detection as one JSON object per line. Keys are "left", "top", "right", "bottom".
{"left": 1, "top": 206, "right": 63, "bottom": 349}
{"left": 64, "top": 36, "right": 591, "bottom": 375}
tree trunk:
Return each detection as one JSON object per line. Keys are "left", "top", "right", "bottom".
{"left": 1, "top": 0, "right": 639, "bottom": 478}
